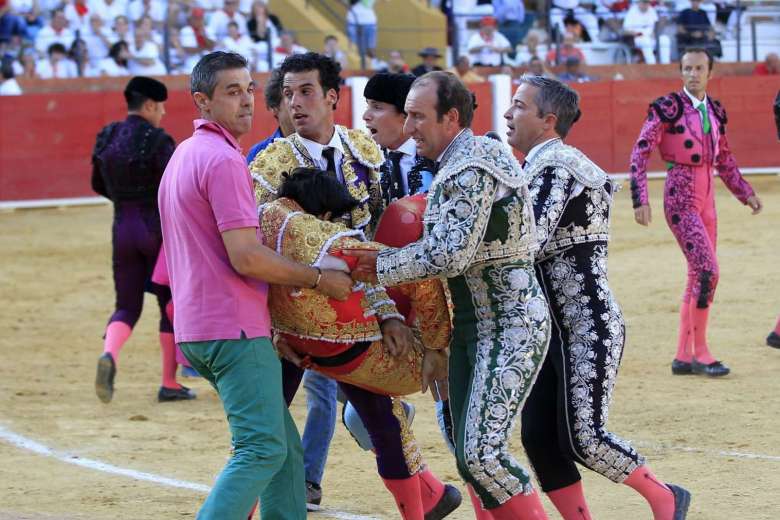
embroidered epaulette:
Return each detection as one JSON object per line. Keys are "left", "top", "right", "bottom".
{"left": 528, "top": 140, "right": 606, "bottom": 189}
{"left": 440, "top": 135, "right": 528, "bottom": 190}
{"left": 93, "top": 122, "right": 119, "bottom": 158}
{"left": 650, "top": 92, "right": 685, "bottom": 124}
{"left": 709, "top": 98, "right": 727, "bottom": 126}
{"left": 249, "top": 139, "right": 301, "bottom": 203}
{"left": 337, "top": 126, "right": 384, "bottom": 169}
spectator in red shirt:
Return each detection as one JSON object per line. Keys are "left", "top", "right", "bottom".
{"left": 754, "top": 53, "right": 779, "bottom": 75}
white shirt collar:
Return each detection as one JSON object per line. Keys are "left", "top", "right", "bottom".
{"left": 297, "top": 128, "right": 345, "bottom": 162}
{"left": 392, "top": 137, "right": 417, "bottom": 157}
{"left": 525, "top": 137, "right": 559, "bottom": 165}
{"left": 683, "top": 87, "right": 707, "bottom": 109}
{"left": 436, "top": 128, "right": 467, "bottom": 163}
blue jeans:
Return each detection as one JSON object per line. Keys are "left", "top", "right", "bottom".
{"left": 347, "top": 23, "right": 377, "bottom": 53}
{"left": 179, "top": 336, "right": 306, "bottom": 520}
{"left": 301, "top": 370, "right": 338, "bottom": 485}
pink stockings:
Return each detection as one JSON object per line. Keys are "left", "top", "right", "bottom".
{"left": 674, "top": 299, "right": 717, "bottom": 364}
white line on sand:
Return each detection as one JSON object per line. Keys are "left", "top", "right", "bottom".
{"left": 633, "top": 440, "right": 780, "bottom": 462}
{"left": 0, "top": 424, "right": 378, "bottom": 520}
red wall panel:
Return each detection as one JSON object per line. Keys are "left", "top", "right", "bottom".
{"left": 1, "top": 76, "right": 778, "bottom": 202}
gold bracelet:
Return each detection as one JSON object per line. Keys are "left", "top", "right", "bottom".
{"left": 311, "top": 267, "right": 323, "bottom": 289}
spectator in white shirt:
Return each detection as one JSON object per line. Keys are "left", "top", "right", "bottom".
{"left": 63, "top": 0, "right": 90, "bottom": 32}
{"left": 128, "top": 14, "right": 165, "bottom": 74}
{"left": 109, "top": 13, "right": 130, "bottom": 43}
{"left": 36, "top": 42, "right": 78, "bottom": 78}
{"left": 272, "top": 29, "right": 305, "bottom": 67}
{"left": 345, "top": 0, "right": 378, "bottom": 55}
{"left": 95, "top": 39, "right": 130, "bottom": 75}
{"left": 220, "top": 20, "right": 253, "bottom": 60}
{"left": 322, "top": 34, "right": 347, "bottom": 69}
{"left": 623, "top": 0, "right": 670, "bottom": 64}
{"left": 90, "top": 0, "right": 127, "bottom": 25}
{"left": 0, "top": 57, "right": 22, "bottom": 95}
{"left": 208, "top": 0, "right": 247, "bottom": 41}
{"left": 178, "top": 7, "right": 216, "bottom": 72}
{"left": 467, "top": 16, "right": 512, "bottom": 66}
{"left": 127, "top": 0, "right": 164, "bottom": 26}
{"left": 35, "top": 9, "right": 75, "bottom": 55}
{"left": 82, "top": 13, "right": 112, "bottom": 65}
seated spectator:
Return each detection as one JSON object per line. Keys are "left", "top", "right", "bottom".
{"left": 557, "top": 55, "right": 595, "bottom": 82}
{"left": 754, "top": 53, "right": 779, "bottom": 75}
{"left": 83, "top": 13, "right": 112, "bottom": 67}
{"left": 447, "top": 54, "right": 485, "bottom": 83}
{"left": 677, "top": 0, "right": 719, "bottom": 56}
{"left": 1, "top": 0, "right": 29, "bottom": 44}
{"left": 527, "top": 55, "right": 555, "bottom": 78}
{"left": 178, "top": 8, "right": 215, "bottom": 72}
{"left": 11, "top": 0, "right": 44, "bottom": 41}
{"left": 69, "top": 37, "right": 99, "bottom": 76}
{"left": 384, "top": 49, "right": 408, "bottom": 73}
{"left": 550, "top": 0, "right": 600, "bottom": 43}
{"left": 110, "top": 14, "right": 130, "bottom": 44}
{"left": 411, "top": 46, "right": 442, "bottom": 76}
{"left": 90, "top": 0, "right": 127, "bottom": 27}
{"left": 272, "top": 29, "right": 305, "bottom": 67}
{"left": 563, "top": 14, "right": 592, "bottom": 42}
{"left": 467, "top": 15, "right": 512, "bottom": 66}
{"left": 12, "top": 43, "right": 37, "bottom": 78}
{"left": 220, "top": 20, "right": 253, "bottom": 61}
{"left": 63, "top": 0, "right": 90, "bottom": 32}
{"left": 0, "top": 55, "right": 22, "bottom": 95}
{"left": 345, "top": 0, "right": 378, "bottom": 57}
{"left": 36, "top": 42, "right": 78, "bottom": 78}
{"left": 247, "top": 0, "right": 278, "bottom": 45}
{"left": 493, "top": 0, "right": 528, "bottom": 50}
{"left": 623, "top": 0, "right": 662, "bottom": 64}
{"left": 128, "top": 14, "right": 165, "bottom": 74}
{"left": 127, "top": 0, "right": 165, "bottom": 27}
{"left": 545, "top": 33, "right": 585, "bottom": 66}
{"left": 95, "top": 39, "right": 129, "bottom": 75}
{"left": 323, "top": 34, "right": 347, "bottom": 69}
{"left": 35, "top": 9, "right": 74, "bottom": 55}
{"left": 208, "top": 0, "right": 247, "bottom": 41}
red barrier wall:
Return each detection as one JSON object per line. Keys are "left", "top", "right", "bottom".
{"left": 1, "top": 76, "right": 778, "bottom": 202}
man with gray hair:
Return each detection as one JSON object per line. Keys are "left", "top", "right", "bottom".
{"left": 504, "top": 75, "right": 691, "bottom": 520}
{"left": 349, "top": 70, "right": 551, "bottom": 520}
{"left": 158, "top": 51, "right": 352, "bottom": 519}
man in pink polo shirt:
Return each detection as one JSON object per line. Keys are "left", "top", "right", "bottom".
{"left": 158, "top": 51, "right": 352, "bottom": 520}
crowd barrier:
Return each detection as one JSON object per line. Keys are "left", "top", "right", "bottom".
{"left": 1, "top": 74, "right": 777, "bottom": 202}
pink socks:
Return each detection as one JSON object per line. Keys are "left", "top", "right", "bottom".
{"left": 623, "top": 466, "right": 675, "bottom": 520}
{"left": 102, "top": 321, "right": 132, "bottom": 363}
{"left": 159, "top": 332, "right": 181, "bottom": 389}
{"left": 774, "top": 315, "right": 780, "bottom": 335}
{"left": 674, "top": 300, "right": 693, "bottom": 362}
{"left": 690, "top": 303, "right": 716, "bottom": 364}
{"left": 382, "top": 475, "right": 425, "bottom": 520}
{"left": 417, "top": 468, "right": 445, "bottom": 514}
{"left": 547, "top": 481, "right": 593, "bottom": 520}
{"left": 488, "top": 489, "right": 548, "bottom": 520}
{"left": 467, "top": 484, "right": 495, "bottom": 520}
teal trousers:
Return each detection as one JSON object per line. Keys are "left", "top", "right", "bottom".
{"left": 180, "top": 335, "right": 306, "bottom": 520}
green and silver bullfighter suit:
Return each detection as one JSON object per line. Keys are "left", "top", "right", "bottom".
{"left": 376, "top": 129, "right": 551, "bottom": 509}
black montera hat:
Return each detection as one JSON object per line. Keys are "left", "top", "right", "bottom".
{"left": 124, "top": 76, "right": 168, "bottom": 103}
{"left": 364, "top": 72, "right": 416, "bottom": 114}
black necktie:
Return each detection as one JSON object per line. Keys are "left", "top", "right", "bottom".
{"left": 387, "top": 150, "right": 405, "bottom": 200}
{"left": 322, "top": 147, "right": 338, "bottom": 180}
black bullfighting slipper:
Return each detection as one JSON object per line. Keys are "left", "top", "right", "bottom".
{"left": 424, "top": 484, "right": 462, "bottom": 520}
{"left": 95, "top": 352, "right": 116, "bottom": 403}
{"left": 671, "top": 359, "right": 692, "bottom": 375}
{"left": 691, "top": 359, "right": 730, "bottom": 377}
{"left": 667, "top": 483, "right": 691, "bottom": 520}
{"left": 767, "top": 331, "right": 780, "bottom": 349}
{"left": 157, "top": 385, "right": 197, "bottom": 402}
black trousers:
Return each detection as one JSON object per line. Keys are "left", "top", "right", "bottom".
{"left": 521, "top": 242, "right": 645, "bottom": 492}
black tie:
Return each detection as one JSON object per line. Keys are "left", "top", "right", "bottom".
{"left": 322, "top": 147, "right": 338, "bottom": 181}
{"left": 387, "top": 150, "right": 405, "bottom": 200}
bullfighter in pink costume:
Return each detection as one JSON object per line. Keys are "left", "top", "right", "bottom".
{"left": 629, "top": 48, "right": 763, "bottom": 377}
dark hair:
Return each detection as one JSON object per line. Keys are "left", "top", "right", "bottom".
{"left": 679, "top": 47, "right": 714, "bottom": 71}
{"left": 412, "top": 71, "right": 474, "bottom": 128}
{"left": 47, "top": 43, "right": 67, "bottom": 56}
{"left": 1, "top": 56, "right": 14, "bottom": 80}
{"left": 191, "top": 51, "right": 248, "bottom": 98}
{"left": 517, "top": 74, "right": 581, "bottom": 138}
{"left": 324, "top": 34, "right": 337, "bottom": 43}
{"left": 279, "top": 52, "right": 342, "bottom": 110}
{"left": 277, "top": 167, "right": 359, "bottom": 218}
{"left": 264, "top": 67, "right": 283, "bottom": 110}
{"left": 109, "top": 40, "right": 128, "bottom": 61}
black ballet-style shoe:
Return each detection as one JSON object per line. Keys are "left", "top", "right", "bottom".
{"left": 424, "top": 484, "right": 462, "bottom": 520}
{"left": 95, "top": 352, "right": 116, "bottom": 403}
{"left": 671, "top": 359, "right": 693, "bottom": 375}
{"left": 157, "top": 385, "right": 197, "bottom": 402}
{"left": 767, "top": 331, "right": 780, "bottom": 349}
{"left": 691, "top": 359, "right": 730, "bottom": 377}
{"left": 667, "top": 483, "right": 691, "bottom": 520}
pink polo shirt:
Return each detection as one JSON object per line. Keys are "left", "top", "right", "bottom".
{"left": 158, "top": 119, "right": 271, "bottom": 343}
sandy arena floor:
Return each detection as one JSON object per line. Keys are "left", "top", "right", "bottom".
{"left": 1, "top": 176, "right": 779, "bottom": 520}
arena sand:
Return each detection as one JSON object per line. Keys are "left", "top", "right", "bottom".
{"left": 1, "top": 176, "right": 778, "bottom": 520}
